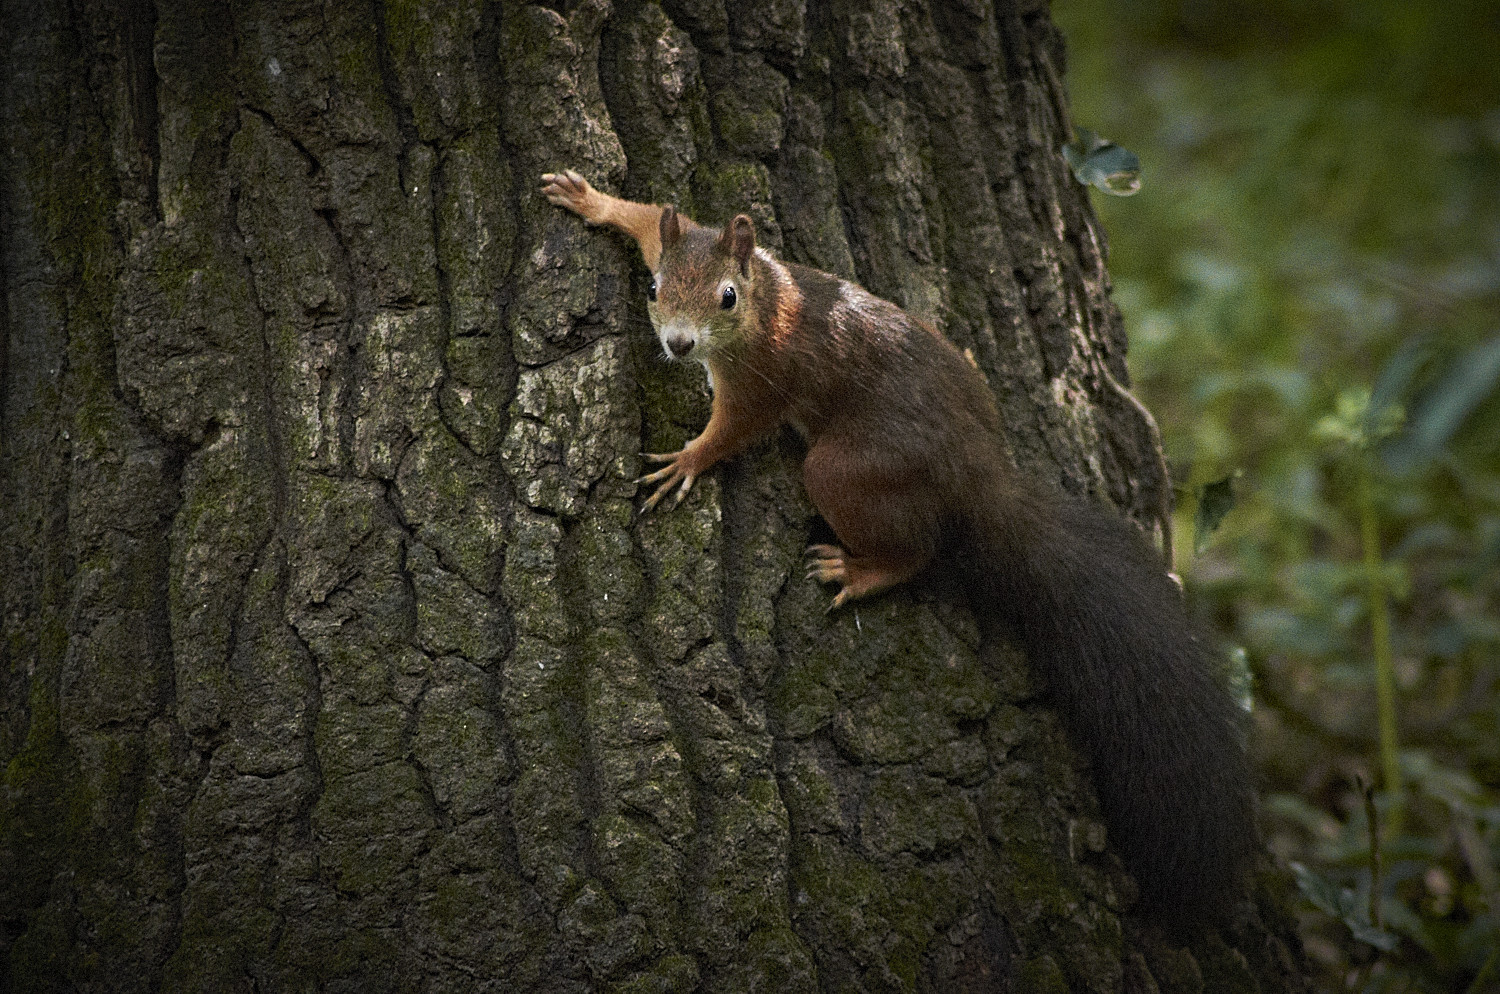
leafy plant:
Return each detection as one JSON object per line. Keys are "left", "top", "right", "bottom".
{"left": 1055, "top": 0, "right": 1500, "bottom": 988}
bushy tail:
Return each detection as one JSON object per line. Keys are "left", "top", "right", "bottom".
{"left": 966, "top": 485, "right": 1256, "bottom": 916}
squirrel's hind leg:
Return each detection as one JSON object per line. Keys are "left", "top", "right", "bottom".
{"left": 801, "top": 439, "right": 941, "bottom": 609}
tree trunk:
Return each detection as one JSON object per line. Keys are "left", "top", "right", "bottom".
{"left": 0, "top": 0, "right": 1307, "bottom": 991}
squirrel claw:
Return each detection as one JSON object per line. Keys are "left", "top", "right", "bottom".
{"left": 806, "top": 560, "right": 842, "bottom": 582}
{"left": 805, "top": 547, "right": 849, "bottom": 597}
{"left": 640, "top": 470, "right": 695, "bottom": 514}
{"left": 637, "top": 443, "right": 702, "bottom": 514}
{"left": 635, "top": 463, "right": 676, "bottom": 486}
{"left": 540, "top": 170, "right": 595, "bottom": 215}
{"left": 804, "top": 545, "right": 847, "bottom": 579}
{"left": 641, "top": 481, "right": 668, "bottom": 513}
{"left": 804, "top": 543, "right": 853, "bottom": 610}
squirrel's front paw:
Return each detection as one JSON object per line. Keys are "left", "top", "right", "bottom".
{"left": 539, "top": 169, "right": 597, "bottom": 219}
{"left": 636, "top": 450, "right": 698, "bottom": 513}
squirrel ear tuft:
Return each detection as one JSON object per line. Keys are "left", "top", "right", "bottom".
{"left": 720, "top": 214, "right": 755, "bottom": 273}
{"left": 660, "top": 205, "right": 683, "bottom": 251}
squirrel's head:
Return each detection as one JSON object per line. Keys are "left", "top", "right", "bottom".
{"left": 648, "top": 206, "right": 762, "bottom": 364}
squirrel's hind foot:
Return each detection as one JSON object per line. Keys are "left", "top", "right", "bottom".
{"left": 805, "top": 544, "right": 922, "bottom": 612}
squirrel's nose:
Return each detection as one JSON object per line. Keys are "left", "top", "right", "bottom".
{"left": 665, "top": 333, "right": 695, "bottom": 358}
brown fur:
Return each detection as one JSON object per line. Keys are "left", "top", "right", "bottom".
{"left": 541, "top": 172, "right": 1256, "bottom": 920}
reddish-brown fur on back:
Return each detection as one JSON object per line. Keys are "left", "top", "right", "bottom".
{"left": 711, "top": 247, "right": 1253, "bottom": 920}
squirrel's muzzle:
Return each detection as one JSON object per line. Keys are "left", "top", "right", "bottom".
{"left": 664, "top": 331, "right": 695, "bottom": 358}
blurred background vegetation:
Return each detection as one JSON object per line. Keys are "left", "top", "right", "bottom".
{"left": 1054, "top": 1, "right": 1500, "bottom": 990}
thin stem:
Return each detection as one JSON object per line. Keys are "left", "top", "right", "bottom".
{"left": 1358, "top": 457, "right": 1402, "bottom": 837}
{"left": 1360, "top": 777, "right": 1382, "bottom": 932}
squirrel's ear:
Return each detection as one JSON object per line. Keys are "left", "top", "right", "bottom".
{"left": 659, "top": 205, "right": 683, "bottom": 252}
{"left": 720, "top": 214, "right": 755, "bottom": 273}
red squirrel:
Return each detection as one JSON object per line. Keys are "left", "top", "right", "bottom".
{"left": 540, "top": 169, "right": 1255, "bottom": 917}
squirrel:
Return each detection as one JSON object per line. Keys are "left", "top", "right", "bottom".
{"left": 540, "top": 169, "right": 1256, "bottom": 918}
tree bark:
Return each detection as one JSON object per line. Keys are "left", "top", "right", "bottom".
{"left": 0, "top": 0, "right": 1307, "bottom": 991}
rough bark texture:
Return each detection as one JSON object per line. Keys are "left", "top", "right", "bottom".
{"left": 0, "top": 0, "right": 1307, "bottom": 991}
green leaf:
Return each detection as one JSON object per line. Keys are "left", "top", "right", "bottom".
{"left": 1193, "top": 472, "right": 1239, "bottom": 551}
{"left": 1400, "top": 749, "right": 1491, "bottom": 815}
{"left": 1290, "top": 863, "right": 1401, "bottom": 952}
{"left": 1290, "top": 861, "right": 1347, "bottom": 916}
{"left": 1367, "top": 335, "right": 1431, "bottom": 428}
{"left": 1063, "top": 126, "right": 1143, "bottom": 196}
{"left": 1386, "top": 332, "right": 1500, "bottom": 470}
{"left": 1347, "top": 918, "right": 1401, "bottom": 952}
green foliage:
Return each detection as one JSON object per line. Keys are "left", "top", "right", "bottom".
{"left": 1063, "top": 127, "right": 1143, "bottom": 196}
{"left": 1291, "top": 861, "right": 1399, "bottom": 952}
{"left": 1193, "top": 471, "right": 1239, "bottom": 552}
{"left": 1056, "top": 0, "right": 1500, "bottom": 989}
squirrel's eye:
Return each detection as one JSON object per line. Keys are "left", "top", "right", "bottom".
{"left": 720, "top": 285, "right": 737, "bottom": 310}
{"left": 647, "top": 276, "right": 658, "bottom": 302}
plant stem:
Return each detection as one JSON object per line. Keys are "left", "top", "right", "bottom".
{"left": 1361, "top": 778, "right": 1382, "bottom": 931}
{"left": 1358, "top": 458, "right": 1402, "bottom": 837}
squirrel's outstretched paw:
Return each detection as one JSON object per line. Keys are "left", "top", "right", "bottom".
{"left": 540, "top": 169, "right": 595, "bottom": 217}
